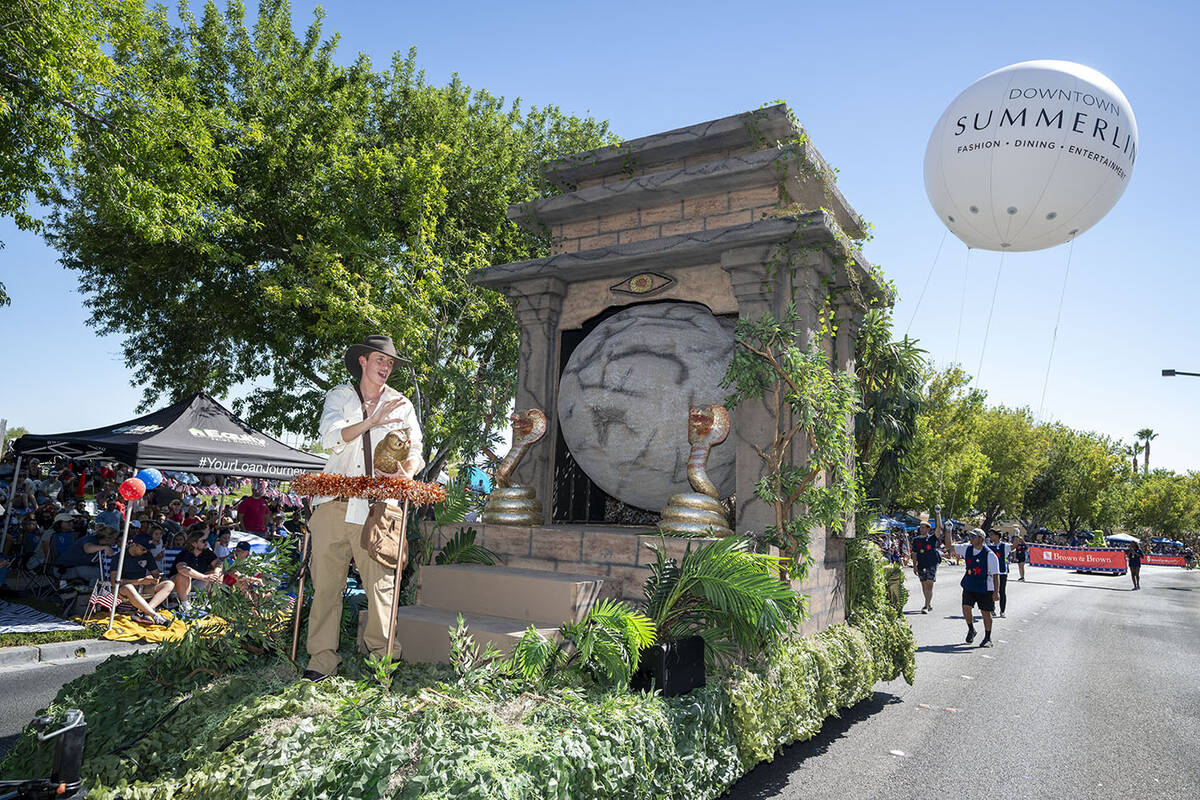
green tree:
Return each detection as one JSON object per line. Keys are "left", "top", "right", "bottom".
{"left": 973, "top": 406, "right": 1044, "bottom": 532}
{"left": 1048, "top": 427, "right": 1125, "bottom": 534}
{"left": 1016, "top": 444, "right": 1063, "bottom": 536}
{"left": 894, "top": 365, "right": 987, "bottom": 518}
{"left": 853, "top": 309, "right": 925, "bottom": 509}
{"left": 44, "top": 1, "right": 614, "bottom": 478}
{"left": 1124, "top": 472, "right": 1200, "bottom": 539}
{"left": 0, "top": 0, "right": 132, "bottom": 305}
{"left": 1136, "top": 428, "right": 1158, "bottom": 474}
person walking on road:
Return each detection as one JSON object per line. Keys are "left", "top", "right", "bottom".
{"left": 1012, "top": 533, "right": 1029, "bottom": 582}
{"left": 986, "top": 529, "right": 1012, "bottom": 618}
{"left": 1127, "top": 540, "right": 1144, "bottom": 590}
{"left": 909, "top": 508, "right": 944, "bottom": 613}
{"left": 954, "top": 528, "right": 1001, "bottom": 647}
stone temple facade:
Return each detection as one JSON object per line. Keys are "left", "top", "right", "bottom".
{"left": 465, "top": 104, "right": 889, "bottom": 633}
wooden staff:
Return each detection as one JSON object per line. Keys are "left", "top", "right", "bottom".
{"left": 289, "top": 526, "right": 312, "bottom": 663}
{"left": 385, "top": 498, "right": 412, "bottom": 659}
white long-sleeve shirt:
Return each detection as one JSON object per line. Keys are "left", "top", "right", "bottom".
{"left": 314, "top": 383, "right": 425, "bottom": 520}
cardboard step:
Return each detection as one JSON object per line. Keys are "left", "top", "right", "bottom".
{"left": 418, "top": 564, "right": 603, "bottom": 624}
{"left": 392, "top": 606, "right": 558, "bottom": 664}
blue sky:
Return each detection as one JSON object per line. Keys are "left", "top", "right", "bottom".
{"left": 1, "top": 0, "right": 1197, "bottom": 471}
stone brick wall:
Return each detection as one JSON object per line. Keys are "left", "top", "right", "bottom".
{"left": 425, "top": 522, "right": 845, "bottom": 629}
{"left": 427, "top": 523, "right": 715, "bottom": 606}
{"left": 797, "top": 535, "right": 846, "bottom": 635}
{"left": 550, "top": 184, "right": 782, "bottom": 256}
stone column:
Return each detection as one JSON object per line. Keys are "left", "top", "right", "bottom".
{"left": 832, "top": 298, "right": 864, "bottom": 539}
{"left": 722, "top": 245, "right": 777, "bottom": 541}
{"left": 507, "top": 276, "right": 567, "bottom": 524}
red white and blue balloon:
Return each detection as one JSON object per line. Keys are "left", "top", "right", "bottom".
{"left": 924, "top": 60, "right": 1137, "bottom": 252}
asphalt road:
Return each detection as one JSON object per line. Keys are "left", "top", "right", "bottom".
{"left": 723, "top": 562, "right": 1200, "bottom": 800}
{"left": 0, "top": 656, "right": 105, "bottom": 760}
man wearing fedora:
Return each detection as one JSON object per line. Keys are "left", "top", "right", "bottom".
{"left": 304, "top": 335, "right": 424, "bottom": 680}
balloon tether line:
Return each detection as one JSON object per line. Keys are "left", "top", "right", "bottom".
{"left": 975, "top": 252, "right": 1005, "bottom": 384}
{"left": 905, "top": 228, "right": 948, "bottom": 337}
{"left": 1037, "top": 237, "right": 1076, "bottom": 421}
{"left": 952, "top": 247, "right": 973, "bottom": 367}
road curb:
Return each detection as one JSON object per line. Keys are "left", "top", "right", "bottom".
{"left": 0, "top": 646, "right": 40, "bottom": 669}
{"left": 0, "top": 639, "right": 157, "bottom": 672}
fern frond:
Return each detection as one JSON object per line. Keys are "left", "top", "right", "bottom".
{"left": 435, "top": 527, "right": 499, "bottom": 565}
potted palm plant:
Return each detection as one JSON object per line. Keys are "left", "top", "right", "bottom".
{"left": 632, "top": 535, "right": 803, "bottom": 696}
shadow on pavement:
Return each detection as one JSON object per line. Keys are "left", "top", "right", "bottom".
{"left": 719, "top": 691, "right": 902, "bottom": 799}
{"left": 1021, "top": 579, "right": 1129, "bottom": 592}
{"left": 916, "top": 642, "right": 973, "bottom": 654}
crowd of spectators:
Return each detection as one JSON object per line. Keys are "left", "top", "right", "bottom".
{"left": 0, "top": 455, "right": 308, "bottom": 626}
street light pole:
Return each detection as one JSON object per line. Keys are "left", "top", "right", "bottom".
{"left": 1162, "top": 369, "right": 1200, "bottom": 377}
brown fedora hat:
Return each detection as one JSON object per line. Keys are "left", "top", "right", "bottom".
{"left": 344, "top": 335, "right": 405, "bottom": 380}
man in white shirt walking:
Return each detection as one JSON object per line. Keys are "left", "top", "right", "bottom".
{"left": 953, "top": 528, "right": 1001, "bottom": 648}
{"left": 303, "top": 335, "right": 424, "bottom": 681}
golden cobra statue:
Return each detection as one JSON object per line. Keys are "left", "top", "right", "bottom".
{"left": 481, "top": 408, "right": 548, "bottom": 526}
{"left": 658, "top": 405, "right": 734, "bottom": 538}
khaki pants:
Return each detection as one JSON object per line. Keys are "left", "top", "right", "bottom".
{"left": 305, "top": 501, "right": 396, "bottom": 675}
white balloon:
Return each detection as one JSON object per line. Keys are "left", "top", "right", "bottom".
{"left": 924, "top": 60, "right": 1137, "bottom": 251}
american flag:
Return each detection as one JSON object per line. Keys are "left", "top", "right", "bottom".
{"left": 89, "top": 582, "right": 117, "bottom": 611}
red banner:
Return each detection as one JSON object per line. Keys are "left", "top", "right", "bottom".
{"left": 1142, "top": 554, "right": 1187, "bottom": 567}
{"left": 1028, "top": 545, "right": 1128, "bottom": 573}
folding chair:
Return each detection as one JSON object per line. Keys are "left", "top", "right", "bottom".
{"left": 5, "top": 551, "right": 59, "bottom": 600}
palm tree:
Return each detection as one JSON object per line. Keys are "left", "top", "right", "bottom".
{"left": 854, "top": 309, "right": 927, "bottom": 508}
{"left": 1136, "top": 428, "right": 1158, "bottom": 474}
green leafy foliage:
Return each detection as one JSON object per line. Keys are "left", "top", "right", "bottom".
{"left": 727, "top": 535, "right": 915, "bottom": 766}
{"left": 722, "top": 304, "right": 859, "bottom": 574}
{"left": 2, "top": 592, "right": 911, "bottom": 800}
{"left": 42, "top": 0, "right": 616, "bottom": 475}
{"left": 642, "top": 535, "right": 803, "bottom": 667}
{"left": 501, "top": 599, "right": 656, "bottom": 690}
{"left": 434, "top": 527, "right": 498, "bottom": 566}
{"left": 854, "top": 308, "right": 925, "bottom": 508}
{"left": 1124, "top": 472, "right": 1200, "bottom": 539}
{"left": 894, "top": 365, "right": 987, "bottom": 517}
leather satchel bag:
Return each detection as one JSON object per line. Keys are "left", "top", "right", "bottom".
{"left": 355, "top": 385, "right": 409, "bottom": 571}
{"left": 360, "top": 500, "right": 409, "bottom": 571}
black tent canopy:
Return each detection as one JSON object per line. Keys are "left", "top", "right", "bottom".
{"left": 12, "top": 391, "right": 325, "bottom": 479}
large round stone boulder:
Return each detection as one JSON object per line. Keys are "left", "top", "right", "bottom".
{"left": 557, "top": 302, "right": 736, "bottom": 511}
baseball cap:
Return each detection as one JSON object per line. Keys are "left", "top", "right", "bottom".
{"left": 132, "top": 533, "right": 154, "bottom": 548}
{"left": 969, "top": 528, "right": 985, "bottom": 540}
{"left": 235, "top": 541, "right": 252, "bottom": 552}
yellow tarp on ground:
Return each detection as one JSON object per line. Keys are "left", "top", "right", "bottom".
{"left": 76, "top": 611, "right": 227, "bottom": 643}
